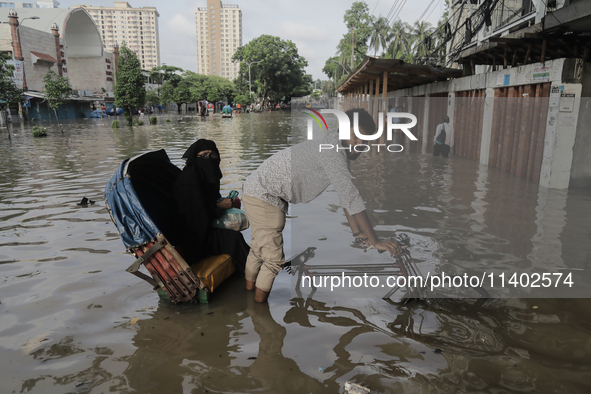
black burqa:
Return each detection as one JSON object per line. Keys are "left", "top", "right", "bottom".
{"left": 172, "top": 139, "right": 249, "bottom": 271}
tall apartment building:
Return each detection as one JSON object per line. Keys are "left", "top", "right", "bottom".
{"left": 74, "top": 1, "right": 160, "bottom": 70}
{"left": 0, "top": 1, "right": 59, "bottom": 8}
{"left": 195, "top": 0, "right": 242, "bottom": 80}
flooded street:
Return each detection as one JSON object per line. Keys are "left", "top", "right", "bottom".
{"left": 2, "top": 112, "right": 591, "bottom": 393}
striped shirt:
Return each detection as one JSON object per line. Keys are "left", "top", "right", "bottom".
{"left": 242, "top": 133, "right": 366, "bottom": 215}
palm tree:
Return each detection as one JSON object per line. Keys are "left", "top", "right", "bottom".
{"left": 336, "top": 36, "right": 354, "bottom": 72}
{"left": 411, "top": 21, "right": 434, "bottom": 62}
{"left": 368, "top": 16, "right": 390, "bottom": 57}
{"left": 433, "top": 19, "right": 448, "bottom": 64}
{"left": 385, "top": 20, "right": 411, "bottom": 60}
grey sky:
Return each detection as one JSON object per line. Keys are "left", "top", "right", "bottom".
{"left": 59, "top": 0, "right": 445, "bottom": 80}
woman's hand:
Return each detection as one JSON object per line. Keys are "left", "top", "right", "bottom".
{"left": 217, "top": 198, "right": 233, "bottom": 209}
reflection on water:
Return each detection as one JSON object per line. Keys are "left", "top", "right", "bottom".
{"left": 1, "top": 113, "right": 591, "bottom": 393}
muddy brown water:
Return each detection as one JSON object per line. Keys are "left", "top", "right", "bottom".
{"left": 1, "top": 112, "right": 591, "bottom": 393}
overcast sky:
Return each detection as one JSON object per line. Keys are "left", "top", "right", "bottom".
{"left": 59, "top": 0, "right": 445, "bottom": 80}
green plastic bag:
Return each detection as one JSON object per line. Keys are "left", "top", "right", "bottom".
{"left": 212, "top": 208, "right": 249, "bottom": 231}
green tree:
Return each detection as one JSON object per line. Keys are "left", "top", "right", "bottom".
{"left": 145, "top": 90, "right": 160, "bottom": 106}
{"left": 340, "top": 1, "right": 373, "bottom": 69}
{"left": 43, "top": 69, "right": 75, "bottom": 133}
{"left": 0, "top": 54, "right": 23, "bottom": 129}
{"left": 291, "top": 73, "right": 313, "bottom": 99}
{"left": 233, "top": 93, "right": 252, "bottom": 106}
{"left": 385, "top": 20, "right": 412, "bottom": 60}
{"left": 160, "top": 72, "right": 195, "bottom": 113}
{"left": 433, "top": 0, "right": 451, "bottom": 63}
{"left": 114, "top": 42, "right": 146, "bottom": 123}
{"left": 233, "top": 35, "right": 309, "bottom": 106}
{"left": 149, "top": 65, "right": 183, "bottom": 85}
{"left": 411, "top": 21, "right": 434, "bottom": 61}
{"left": 323, "top": 57, "right": 350, "bottom": 95}
{"left": 368, "top": 16, "right": 390, "bottom": 57}
{"left": 200, "top": 74, "right": 235, "bottom": 103}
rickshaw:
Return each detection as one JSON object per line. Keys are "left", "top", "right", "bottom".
{"left": 104, "top": 149, "right": 236, "bottom": 303}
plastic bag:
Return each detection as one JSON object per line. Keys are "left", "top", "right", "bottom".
{"left": 212, "top": 208, "right": 249, "bottom": 231}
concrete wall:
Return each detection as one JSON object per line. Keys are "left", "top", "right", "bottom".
{"left": 6, "top": 24, "right": 113, "bottom": 93}
{"left": 569, "top": 63, "right": 591, "bottom": 187}
{"left": 0, "top": 25, "right": 11, "bottom": 52}
{"left": 18, "top": 25, "right": 61, "bottom": 91}
{"left": 67, "top": 55, "right": 113, "bottom": 92}
{"left": 387, "top": 58, "right": 588, "bottom": 189}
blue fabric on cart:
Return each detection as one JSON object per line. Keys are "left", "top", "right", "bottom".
{"left": 105, "top": 150, "right": 180, "bottom": 249}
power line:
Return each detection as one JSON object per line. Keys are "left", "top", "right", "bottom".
{"left": 386, "top": 0, "right": 403, "bottom": 22}
{"left": 390, "top": 0, "right": 409, "bottom": 23}
{"left": 371, "top": 0, "right": 381, "bottom": 16}
{"left": 424, "top": 0, "right": 442, "bottom": 23}
{"left": 417, "top": 0, "right": 439, "bottom": 24}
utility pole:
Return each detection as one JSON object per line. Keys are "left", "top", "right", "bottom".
{"left": 351, "top": 24, "right": 355, "bottom": 71}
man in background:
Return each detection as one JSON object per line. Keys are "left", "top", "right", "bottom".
{"left": 433, "top": 115, "right": 454, "bottom": 158}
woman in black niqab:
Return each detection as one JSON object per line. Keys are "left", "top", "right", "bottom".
{"left": 172, "top": 139, "right": 249, "bottom": 270}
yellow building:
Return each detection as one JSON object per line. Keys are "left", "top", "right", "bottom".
{"left": 195, "top": 0, "right": 242, "bottom": 80}
{"left": 73, "top": 1, "right": 160, "bottom": 70}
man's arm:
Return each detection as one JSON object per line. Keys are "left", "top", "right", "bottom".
{"left": 345, "top": 208, "right": 402, "bottom": 256}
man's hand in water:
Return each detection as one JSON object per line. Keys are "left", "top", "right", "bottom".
{"left": 354, "top": 231, "right": 370, "bottom": 248}
{"left": 373, "top": 238, "right": 402, "bottom": 256}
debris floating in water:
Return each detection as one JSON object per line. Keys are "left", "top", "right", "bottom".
{"left": 77, "top": 197, "right": 95, "bottom": 206}
{"left": 344, "top": 381, "right": 370, "bottom": 394}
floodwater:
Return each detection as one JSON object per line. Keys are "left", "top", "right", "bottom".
{"left": 1, "top": 112, "right": 591, "bottom": 393}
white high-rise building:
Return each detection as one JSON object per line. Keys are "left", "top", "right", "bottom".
{"left": 73, "top": 1, "right": 160, "bottom": 70}
{"left": 0, "top": 1, "right": 59, "bottom": 8}
{"left": 195, "top": 0, "right": 242, "bottom": 80}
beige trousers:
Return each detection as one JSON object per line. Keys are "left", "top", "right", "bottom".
{"left": 243, "top": 194, "right": 286, "bottom": 292}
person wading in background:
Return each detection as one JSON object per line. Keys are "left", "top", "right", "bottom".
{"left": 433, "top": 115, "right": 454, "bottom": 158}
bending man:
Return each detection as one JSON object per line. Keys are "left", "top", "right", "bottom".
{"left": 242, "top": 108, "right": 401, "bottom": 302}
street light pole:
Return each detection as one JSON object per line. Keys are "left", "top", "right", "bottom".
{"left": 244, "top": 60, "right": 261, "bottom": 98}
{"left": 8, "top": 11, "right": 40, "bottom": 113}
{"left": 329, "top": 59, "right": 350, "bottom": 97}
{"left": 14, "top": 15, "right": 40, "bottom": 58}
